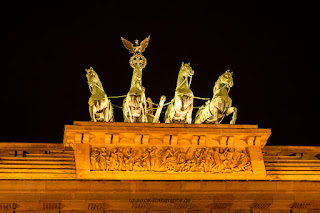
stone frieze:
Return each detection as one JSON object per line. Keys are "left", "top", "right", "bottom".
{"left": 90, "top": 146, "right": 252, "bottom": 173}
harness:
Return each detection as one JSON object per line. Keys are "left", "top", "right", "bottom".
{"left": 175, "top": 73, "right": 193, "bottom": 91}
{"left": 89, "top": 80, "right": 105, "bottom": 93}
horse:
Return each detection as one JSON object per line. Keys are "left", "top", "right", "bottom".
{"left": 85, "top": 67, "right": 114, "bottom": 122}
{"left": 164, "top": 62, "right": 194, "bottom": 124}
{"left": 194, "top": 69, "right": 237, "bottom": 124}
{"left": 123, "top": 65, "right": 148, "bottom": 123}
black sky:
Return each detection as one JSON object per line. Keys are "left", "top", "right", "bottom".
{"left": 2, "top": 2, "right": 319, "bottom": 146}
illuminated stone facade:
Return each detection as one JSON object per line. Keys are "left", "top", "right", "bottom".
{"left": 0, "top": 122, "right": 319, "bottom": 212}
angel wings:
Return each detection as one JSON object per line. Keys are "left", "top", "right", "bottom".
{"left": 121, "top": 35, "right": 150, "bottom": 54}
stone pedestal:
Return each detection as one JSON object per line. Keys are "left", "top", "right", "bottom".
{"left": 63, "top": 121, "right": 271, "bottom": 180}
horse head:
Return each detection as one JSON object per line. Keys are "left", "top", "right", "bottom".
{"left": 217, "top": 69, "right": 234, "bottom": 90}
{"left": 175, "top": 62, "right": 194, "bottom": 94}
{"left": 180, "top": 62, "right": 194, "bottom": 79}
{"left": 85, "top": 67, "right": 101, "bottom": 90}
{"left": 166, "top": 62, "right": 194, "bottom": 123}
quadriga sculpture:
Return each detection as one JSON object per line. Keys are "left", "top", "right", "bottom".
{"left": 85, "top": 67, "right": 114, "bottom": 122}
{"left": 195, "top": 70, "right": 237, "bottom": 124}
{"left": 164, "top": 62, "right": 194, "bottom": 124}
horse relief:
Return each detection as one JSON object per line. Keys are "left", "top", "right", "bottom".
{"left": 84, "top": 36, "right": 240, "bottom": 125}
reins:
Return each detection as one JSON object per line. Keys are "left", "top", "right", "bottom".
{"left": 89, "top": 80, "right": 105, "bottom": 93}
{"left": 175, "top": 71, "right": 193, "bottom": 91}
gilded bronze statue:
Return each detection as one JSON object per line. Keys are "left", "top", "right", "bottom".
{"left": 121, "top": 35, "right": 165, "bottom": 123}
{"left": 84, "top": 36, "right": 240, "bottom": 125}
{"left": 85, "top": 67, "right": 114, "bottom": 122}
{"left": 121, "top": 36, "right": 150, "bottom": 122}
{"left": 195, "top": 70, "right": 237, "bottom": 124}
{"left": 164, "top": 62, "right": 194, "bottom": 124}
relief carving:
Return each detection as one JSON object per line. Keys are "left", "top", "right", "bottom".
{"left": 65, "top": 137, "right": 75, "bottom": 148}
{"left": 90, "top": 146, "right": 252, "bottom": 173}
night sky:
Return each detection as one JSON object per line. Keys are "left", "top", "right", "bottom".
{"left": 2, "top": 2, "right": 318, "bottom": 146}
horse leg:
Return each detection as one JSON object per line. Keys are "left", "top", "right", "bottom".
{"left": 186, "top": 105, "right": 193, "bottom": 124}
{"left": 109, "top": 104, "right": 114, "bottom": 122}
{"left": 212, "top": 107, "right": 220, "bottom": 124}
{"left": 227, "top": 107, "right": 237, "bottom": 124}
{"left": 194, "top": 113, "right": 202, "bottom": 124}
{"left": 103, "top": 100, "right": 109, "bottom": 122}
{"left": 164, "top": 102, "right": 172, "bottom": 123}
{"left": 89, "top": 105, "right": 95, "bottom": 122}
{"left": 140, "top": 102, "right": 147, "bottom": 123}
{"left": 126, "top": 96, "right": 134, "bottom": 123}
{"left": 103, "top": 107, "right": 107, "bottom": 122}
{"left": 91, "top": 105, "right": 97, "bottom": 122}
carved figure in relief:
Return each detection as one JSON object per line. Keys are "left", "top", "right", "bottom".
{"left": 150, "top": 146, "right": 158, "bottom": 170}
{"left": 159, "top": 147, "right": 179, "bottom": 171}
{"left": 164, "top": 62, "right": 194, "bottom": 124}
{"left": 86, "top": 67, "right": 114, "bottom": 122}
{"left": 195, "top": 70, "right": 237, "bottom": 124}
{"left": 194, "top": 148, "right": 204, "bottom": 164}
{"left": 199, "top": 160, "right": 206, "bottom": 172}
{"left": 90, "top": 146, "right": 252, "bottom": 173}
{"left": 110, "top": 148, "right": 120, "bottom": 171}
{"left": 205, "top": 149, "right": 214, "bottom": 172}
{"left": 98, "top": 147, "right": 107, "bottom": 171}
{"left": 123, "top": 148, "right": 135, "bottom": 171}
{"left": 90, "top": 148, "right": 100, "bottom": 170}
{"left": 237, "top": 151, "right": 252, "bottom": 171}
{"left": 224, "top": 148, "right": 236, "bottom": 172}
{"left": 117, "top": 147, "right": 124, "bottom": 170}
{"left": 182, "top": 160, "right": 192, "bottom": 172}
{"left": 105, "top": 150, "right": 112, "bottom": 171}
{"left": 211, "top": 148, "right": 221, "bottom": 172}
{"left": 140, "top": 147, "right": 151, "bottom": 171}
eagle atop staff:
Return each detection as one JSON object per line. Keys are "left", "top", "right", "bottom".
{"left": 121, "top": 35, "right": 150, "bottom": 54}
